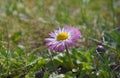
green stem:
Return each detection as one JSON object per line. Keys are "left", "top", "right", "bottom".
{"left": 6, "top": 22, "right": 10, "bottom": 75}
{"left": 65, "top": 45, "right": 74, "bottom": 68}
{"left": 48, "top": 49, "right": 56, "bottom": 71}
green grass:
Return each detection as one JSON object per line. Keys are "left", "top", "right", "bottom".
{"left": 0, "top": 0, "right": 120, "bottom": 78}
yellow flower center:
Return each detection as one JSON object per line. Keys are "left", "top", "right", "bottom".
{"left": 57, "top": 32, "right": 69, "bottom": 41}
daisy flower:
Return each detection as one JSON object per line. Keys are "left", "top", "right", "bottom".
{"left": 45, "top": 26, "right": 81, "bottom": 52}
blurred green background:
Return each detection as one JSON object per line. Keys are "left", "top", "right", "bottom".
{"left": 0, "top": 0, "right": 120, "bottom": 78}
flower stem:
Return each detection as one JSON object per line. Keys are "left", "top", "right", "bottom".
{"left": 65, "top": 45, "right": 74, "bottom": 68}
